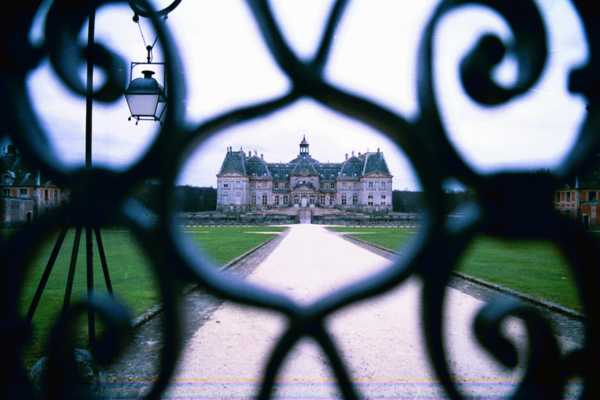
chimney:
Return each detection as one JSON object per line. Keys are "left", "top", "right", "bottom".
{"left": 345, "top": 153, "right": 348, "bottom": 160}
{"left": 261, "top": 153, "right": 264, "bottom": 159}
{"left": 377, "top": 147, "right": 380, "bottom": 153}
{"left": 352, "top": 150, "right": 355, "bottom": 156}
{"left": 35, "top": 171, "right": 41, "bottom": 186}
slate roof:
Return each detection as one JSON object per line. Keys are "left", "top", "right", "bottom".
{"left": 362, "top": 151, "right": 391, "bottom": 176}
{"left": 218, "top": 150, "right": 246, "bottom": 175}
{"left": 246, "top": 155, "right": 271, "bottom": 177}
{"left": 268, "top": 163, "right": 292, "bottom": 180}
{"left": 290, "top": 157, "right": 320, "bottom": 176}
{"left": 339, "top": 156, "right": 363, "bottom": 178}
{"left": 0, "top": 143, "right": 55, "bottom": 187}
{"left": 316, "top": 163, "right": 341, "bottom": 180}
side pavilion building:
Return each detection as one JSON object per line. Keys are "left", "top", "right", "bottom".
{"left": 216, "top": 137, "right": 393, "bottom": 212}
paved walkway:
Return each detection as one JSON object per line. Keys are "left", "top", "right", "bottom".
{"left": 166, "top": 225, "right": 576, "bottom": 399}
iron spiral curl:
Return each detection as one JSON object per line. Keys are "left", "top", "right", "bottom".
{"left": 0, "top": 0, "right": 597, "bottom": 398}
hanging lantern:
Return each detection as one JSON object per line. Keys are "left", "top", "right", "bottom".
{"left": 125, "top": 69, "right": 166, "bottom": 122}
{"left": 125, "top": 43, "right": 167, "bottom": 124}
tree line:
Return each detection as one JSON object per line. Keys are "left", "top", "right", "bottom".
{"left": 392, "top": 190, "right": 474, "bottom": 213}
{"left": 136, "top": 182, "right": 217, "bottom": 212}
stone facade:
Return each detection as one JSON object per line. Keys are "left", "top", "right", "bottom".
{"left": 554, "top": 187, "right": 600, "bottom": 227}
{"left": 0, "top": 141, "right": 66, "bottom": 225}
{"left": 217, "top": 137, "right": 393, "bottom": 212}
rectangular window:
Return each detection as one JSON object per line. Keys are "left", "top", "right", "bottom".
{"left": 320, "top": 195, "right": 325, "bottom": 204}
{"left": 20, "top": 188, "right": 27, "bottom": 196}
{"left": 223, "top": 183, "right": 229, "bottom": 188}
{"left": 275, "top": 182, "right": 279, "bottom": 189}
{"left": 591, "top": 191, "right": 597, "bottom": 201}
{"left": 44, "top": 189, "right": 49, "bottom": 201}
{"left": 275, "top": 195, "right": 280, "bottom": 205}
{"left": 262, "top": 194, "right": 267, "bottom": 205}
{"left": 330, "top": 182, "right": 334, "bottom": 189}
{"left": 380, "top": 182, "right": 386, "bottom": 190}
{"left": 223, "top": 194, "right": 229, "bottom": 203}
{"left": 368, "top": 182, "right": 373, "bottom": 189}
{"left": 352, "top": 193, "right": 358, "bottom": 205}
{"left": 341, "top": 194, "right": 347, "bottom": 205}
{"left": 283, "top": 195, "right": 289, "bottom": 204}
{"left": 368, "top": 194, "right": 373, "bottom": 206}
{"left": 560, "top": 192, "right": 564, "bottom": 201}
{"left": 566, "top": 192, "right": 571, "bottom": 202}
{"left": 2, "top": 189, "right": 9, "bottom": 196}
{"left": 329, "top": 196, "right": 333, "bottom": 206}
{"left": 381, "top": 195, "right": 386, "bottom": 205}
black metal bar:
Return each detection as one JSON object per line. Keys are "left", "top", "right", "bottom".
{"left": 26, "top": 226, "right": 69, "bottom": 321}
{"left": 94, "top": 227, "right": 113, "bottom": 295}
{"left": 85, "top": 225, "right": 95, "bottom": 348}
{"left": 63, "top": 226, "right": 82, "bottom": 311}
{"left": 85, "top": 9, "right": 96, "bottom": 349}
{"left": 85, "top": 8, "right": 95, "bottom": 169}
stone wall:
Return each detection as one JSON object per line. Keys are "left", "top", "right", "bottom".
{"left": 312, "top": 212, "right": 419, "bottom": 226}
{"left": 177, "top": 211, "right": 296, "bottom": 225}
{"left": 0, "top": 197, "right": 35, "bottom": 225}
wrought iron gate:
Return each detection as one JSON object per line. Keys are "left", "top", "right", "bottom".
{"left": 1, "top": 0, "right": 598, "bottom": 398}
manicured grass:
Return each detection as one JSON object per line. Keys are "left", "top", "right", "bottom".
{"left": 329, "top": 227, "right": 417, "bottom": 251}
{"left": 329, "top": 226, "right": 581, "bottom": 312}
{"left": 16, "top": 225, "right": 285, "bottom": 367}
{"left": 183, "top": 226, "right": 285, "bottom": 265}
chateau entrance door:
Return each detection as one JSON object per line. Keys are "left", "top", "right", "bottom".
{"left": 301, "top": 197, "right": 308, "bottom": 207}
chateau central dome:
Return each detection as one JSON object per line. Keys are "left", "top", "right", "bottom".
{"left": 291, "top": 157, "right": 319, "bottom": 176}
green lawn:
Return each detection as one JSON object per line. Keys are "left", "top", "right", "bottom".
{"left": 329, "top": 226, "right": 581, "bottom": 312}
{"left": 17, "top": 225, "right": 285, "bottom": 366}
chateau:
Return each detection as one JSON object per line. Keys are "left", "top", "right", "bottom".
{"left": 216, "top": 137, "right": 393, "bottom": 212}
{"left": 0, "top": 141, "right": 66, "bottom": 225}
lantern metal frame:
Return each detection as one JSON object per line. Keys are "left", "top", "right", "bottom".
{"left": 125, "top": 48, "right": 167, "bottom": 123}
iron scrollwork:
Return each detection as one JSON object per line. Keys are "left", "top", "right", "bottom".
{"left": 0, "top": 0, "right": 597, "bottom": 399}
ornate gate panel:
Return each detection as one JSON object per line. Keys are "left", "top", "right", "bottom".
{"left": 1, "top": 1, "right": 598, "bottom": 398}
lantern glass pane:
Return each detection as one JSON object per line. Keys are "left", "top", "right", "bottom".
{"left": 125, "top": 94, "right": 159, "bottom": 117}
{"left": 156, "top": 100, "right": 167, "bottom": 119}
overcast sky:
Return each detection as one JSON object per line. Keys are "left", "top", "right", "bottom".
{"left": 26, "top": 0, "right": 587, "bottom": 190}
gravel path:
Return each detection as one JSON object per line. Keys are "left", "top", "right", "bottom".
{"left": 164, "top": 224, "right": 580, "bottom": 399}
